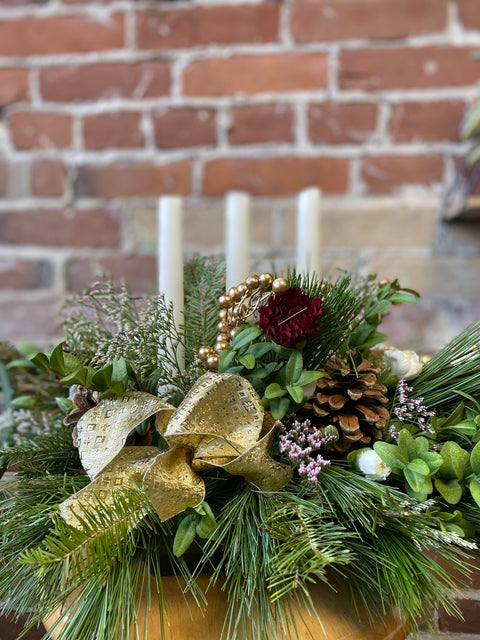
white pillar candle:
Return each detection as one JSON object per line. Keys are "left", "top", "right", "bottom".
{"left": 225, "top": 191, "right": 251, "bottom": 290}
{"left": 158, "top": 196, "right": 185, "bottom": 372}
{"left": 296, "top": 187, "right": 321, "bottom": 277}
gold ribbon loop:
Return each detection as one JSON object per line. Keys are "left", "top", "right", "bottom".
{"left": 61, "top": 372, "right": 292, "bottom": 525}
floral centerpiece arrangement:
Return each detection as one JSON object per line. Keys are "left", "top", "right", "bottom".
{"left": 1, "top": 257, "right": 480, "bottom": 640}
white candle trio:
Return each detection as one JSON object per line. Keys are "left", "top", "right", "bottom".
{"left": 158, "top": 188, "right": 322, "bottom": 372}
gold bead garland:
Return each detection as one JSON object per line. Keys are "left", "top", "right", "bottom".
{"left": 198, "top": 274, "right": 290, "bottom": 371}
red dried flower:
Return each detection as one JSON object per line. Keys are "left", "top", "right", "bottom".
{"left": 259, "top": 287, "right": 323, "bottom": 348}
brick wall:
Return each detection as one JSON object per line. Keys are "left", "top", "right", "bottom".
{"left": 0, "top": 0, "right": 479, "bottom": 355}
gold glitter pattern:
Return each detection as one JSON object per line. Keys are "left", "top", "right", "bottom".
{"left": 62, "top": 373, "right": 292, "bottom": 525}
{"left": 77, "top": 391, "right": 174, "bottom": 479}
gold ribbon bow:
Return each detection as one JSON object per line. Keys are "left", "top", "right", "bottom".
{"left": 60, "top": 372, "right": 292, "bottom": 527}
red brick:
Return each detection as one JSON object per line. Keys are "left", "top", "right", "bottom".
{"left": 153, "top": 107, "right": 216, "bottom": 149}
{"left": 390, "top": 101, "right": 466, "bottom": 143}
{"left": 76, "top": 161, "right": 191, "bottom": 198}
{"left": 439, "top": 598, "right": 480, "bottom": 633}
{"left": 40, "top": 61, "right": 170, "bottom": 103}
{"left": 340, "top": 46, "right": 479, "bottom": 91}
{"left": 0, "top": 208, "right": 121, "bottom": 247}
{"left": 31, "top": 160, "right": 66, "bottom": 197}
{"left": 0, "top": 257, "right": 52, "bottom": 289}
{"left": 361, "top": 155, "right": 444, "bottom": 194}
{"left": 0, "top": 298, "right": 61, "bottom": 342}
{"left": 137, "top": 2, "right": 279, "bottom": 50}
{"left": 83, "top": 111, "right": 144, "bottom": 150}
{"left": 0, "top": 13, "right": 124, "bottom": 56}
{"left": 0, "top": 164, "right": 7, "bottom": 196}
{"left": 66, "top": 255, "right": 157, "bottom": 294}
{"left": 0, "top": 68, "right": 29, "bottom": 106}
{"left": 458, "top": 0, "right": 480, "bottom": 30}
{"left": 184, "top": 53, "right": 328, "bottom": 96}
{"left": 292, "top": 0, "right": 448, "bottom": 42}
{"left": 308, "top": 102, "right": 377, "bottom": 144}
{"left": 203, "top": 156, "right": 349, "bottom": 196}
{"left": 10, "top": 112, "right": 72, "bottom": 150}
{"left": 228, "top": 104, "right": 294, "bottom": 145}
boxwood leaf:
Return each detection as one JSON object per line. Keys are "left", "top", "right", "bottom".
{"left": 285, "top": 351, "right": 303, "bottom": 384}
{"left": 264, "top": 383, "right": 286, "bottom": 400}
{"left": 286, "top": 384, "right": 304, "bottom": 404}
{"left": 434, "top": 478, "right": 463, "bottom": 504}
{"left": 238, "top": 354, "right": 255, "bottom": 370}
{"left": 373, "top": 442, "right": 408, "bottom": 469}
{"left": 470, "top": 441, "right": 480, "bottom": 476}
{"left": 269, "top": 396, "right": 290, "bottom": 420}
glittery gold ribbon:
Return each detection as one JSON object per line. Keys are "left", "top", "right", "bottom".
{"left": 60, "top": 372, "right": 292, "bottom": 527}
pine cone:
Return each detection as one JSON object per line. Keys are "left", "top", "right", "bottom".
{"left": 302, "top": 356, "right": 390, "bottom": 454}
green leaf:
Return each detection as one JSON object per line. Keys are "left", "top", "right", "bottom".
{"left": 470, "top": 441, "right": 480, "bottom": 476}
{"left": 112, "top": 358, "right": 128, "bottom": 385}
{"left": 366, "top": 300, "right": 392, "bottom": 318}
{"left": 398, "top": 429, "right": 416, "bottom": 460}
{"left": 29, "top": 351, "right": 50, "bottom": 370}
{"left": 407, "top": 458, "right": 430, "bottom": 476}
{"left": 218, "top": 348, "right": 236, "bottom": 372}
{"left": 405, "top": 467, "right": 432, "bottom": 495}
{"left": 91, "top": 364, "right": 114, "bottom": 389}
{"left": 420, "top": 451, "right": 444, "bottom": 474}
{"left": 415, "top": 436, "right": 430, "bottom": 457}
{"left": 349, "top": 323, "right": 376, "bottom": 348}
{"left": 271, "top": 343, "right": 296, "bottom": 360}
{"left": 439, "top": 441, "right": 470, "bottom": 480}
{"left": 264, "top": 383, "right": 286, "bottom": 400}
{"left": 286, "top": 385, "right": 304, "bottom": 404}
{"left": 247, "top": 342, "right": 273, "bottom": 359}
{"left": 389, "top": 293, "right": 418, "bottom": 305}
{"left": 373, "top": 442, "right": 408, "bottom": 469}
{"left": 56, "top": 397, "right": 75, "bottom": 413}
{"left": 5, "top": 358, "right": 35, "bottom": 370}
{"left": 49, "top": 343, "right": 66, "bottom": 373}
{"left": 285, "top": 351, "right": 303, "bottom": 384}
{"left": 231, "top": 326, "right": 263, "bottom": 351}
{"left": 469, "top": 477, "right": 480, "bottom": 509}
{"left": 269, "top": 396, "right": 290, "bottom": 420}
{"left": 10, "top": 395, "right": 37, "bottom": 409}
{"left": 60, "top": 367, "right": 90, "bottom": 387}
{"left": 360, "top": 331, "right": 389, "bottom": 350}
{"left": 246, "top": 366, "right": 268, "bottom": 380}
{"left": 237, "top": 354, "right": 256, "bottom": 370}
{"left": 296, "top": 370, "right": 323, "bottom": 387}
{"left": 434, "top": 478, "right": 463, "bottom": 504}
{"left": 173, "top": 514, "right": 198, "bottom": 557}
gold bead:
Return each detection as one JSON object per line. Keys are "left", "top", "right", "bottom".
{"left": 237, "top": 283, "right": 248, "bottom": 297}
{"left": 245, "top": 275, "right": 259, "bottom": 290}
{"left": 215, "top": 341, "right": 229, "bottom": 353}
{"left": 272, "top": 277, "right": 289, "bottom": 294}
{"left": 228, "top": 287, "right": 241, "bottom": 302}
{"left": 218, "top": 309, "right": 227, "bottom": 319}
{"left": 379, "top": 279, "right": 389, "bottom": 287}
{"left": 217, "top": 320, "right": 230, "bottom": 333}
{"left": 217, "top": 333, "right": 230, "bottom": 342}
{"left": 218, "top": 294, "right": 233, "bottom": 308}
{"left": 259, "top": 273, "right": 274, "bottom": 290}
{"left": 198, "top": 346, "right": 213, "bottom": 362}
{"left": 230, "top": 328, "right": 237, "bottom": 339}
{"left": 206, "top": 354, "right": 219, "bottom": 370}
